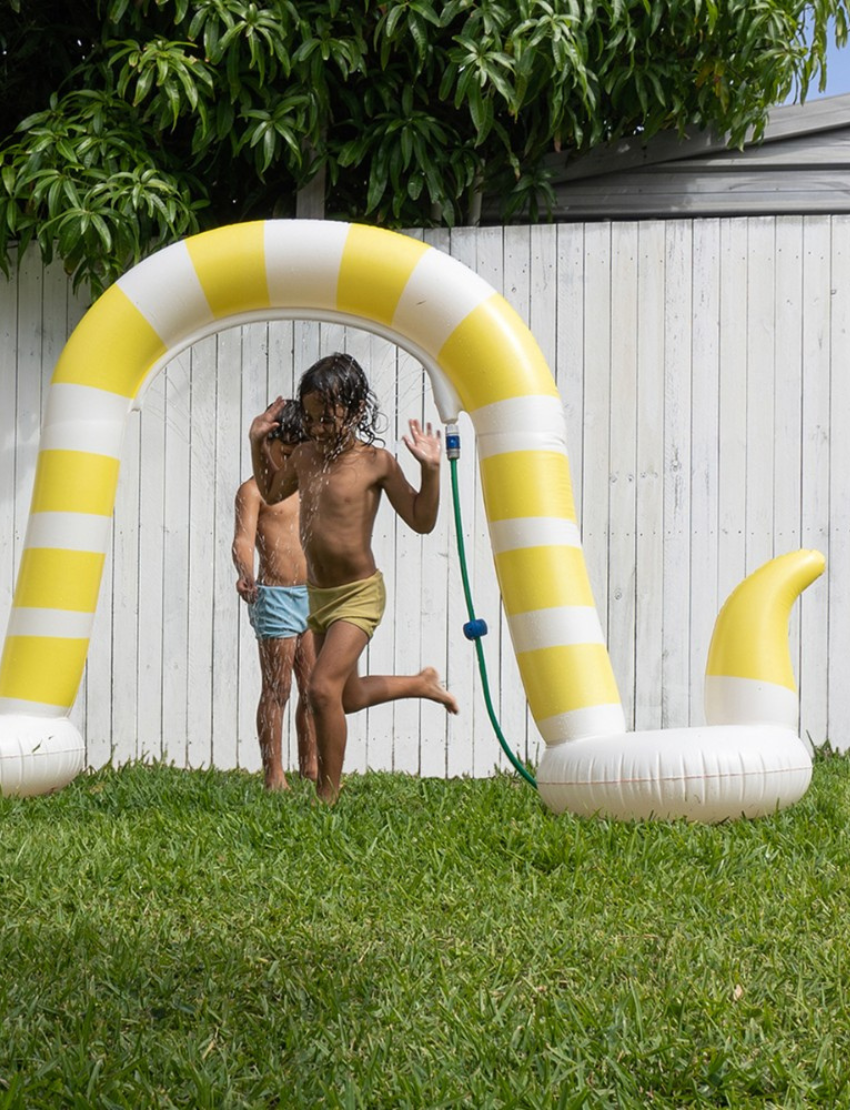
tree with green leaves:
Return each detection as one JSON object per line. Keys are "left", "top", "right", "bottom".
{"left": 1, "top": 0, "right": 846, "bottom": 292}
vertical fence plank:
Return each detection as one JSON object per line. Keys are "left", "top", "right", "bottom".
{"left": 214, "top": 327, "right": 245, "bottom": 773}
{"left": 745, "top": 218, "right": 777, "bottom": 574}
{"left": 662, "top": 221, "right": 693, "bottom": 725}
{"left": 773, "top": 218, "right": 804, "bottom": 707}
{"left": 110, "top": 409, "right": 141, "bottom": 766}
{"left": 689, "top": 220, "right": 721, "bottom": 726}
{"left": 136, "top": 362, "right": 166, "bottom": 761}
{"left": 828, "top": 216, "right": 850, "bottom": 750}
{"left": 556, "top": 225, "right": 586, "bottom": 527}
{"left": 186, "top": 336, "right": 218, "bottom": 769}
{"left": 582, "top": 223, "right": 612, "bottom": 640}
{"left": 160, "top": 355, "right": 193, "bottom": 766}
{"left": 717, "top": 220, "right": 749, "bottom": 613}
{"left": 800, "top": 217, "right": 832, "bottom": 746}
{"left": 635, "top": 221, "right": 666, "bottom": 730}
{"left": 608, "top": 222, "right": 639, "bottom": 728}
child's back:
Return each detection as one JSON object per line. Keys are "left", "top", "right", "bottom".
{"left": 234, "top": 477, "right": 306, "bottom": 590}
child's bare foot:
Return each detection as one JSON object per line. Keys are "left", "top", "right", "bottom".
{"left": 420, "top": 667, "right": 459, "bottom": 714}
{"left": 314, "top": 781, "right": 340, "bottom": 805}
{"left": 264, "top": 775, "right": 291, "bottom": 792}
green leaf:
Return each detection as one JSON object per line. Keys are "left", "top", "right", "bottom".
{"left": 90, "top": 212, "right": 113, "bottom": 251}
{"left": 385, "top": 6, "right": 406, "bottom": 37}
{"left": 366, "top": 158, "right": 389, "bottom": 213}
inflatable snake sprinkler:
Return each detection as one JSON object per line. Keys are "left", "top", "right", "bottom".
{"left": 0, "top": 220, "right": 824, "bottom": 821}
{"left": 444, "top": 417, "right": 822, "bottom": 819}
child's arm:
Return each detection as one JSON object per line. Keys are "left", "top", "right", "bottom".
{"left": 249, "top": 400, "right": 299, "bottom": 503}
{"left": 383, "top": 419, "right": 442, "bottom": 534}
{"left": 232, "top": 482, "right": 260, "bottom": 603}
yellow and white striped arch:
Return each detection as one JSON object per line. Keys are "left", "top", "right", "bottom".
{"left": 0, "top": 220, "right": 625, "bottom": 742}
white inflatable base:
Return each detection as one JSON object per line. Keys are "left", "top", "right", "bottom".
{"left": 0, "top": 717, "right": 86, "bottom": 797}
{"left": 536, "top": 725, "right": 813, "bottom": 821}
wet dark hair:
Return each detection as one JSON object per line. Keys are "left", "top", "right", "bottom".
{"left": 298, "top": 353, "right": 385, "bottom": 449}
{"left": 268, "top": 399, "right": 306, "bottom": 445}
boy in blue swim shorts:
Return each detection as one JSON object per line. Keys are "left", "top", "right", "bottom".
{"left": 233, "top": 401, "right": 317, "bottom": 790}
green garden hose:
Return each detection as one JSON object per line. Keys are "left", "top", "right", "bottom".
{"left": 446, "top": 426, "right": 537, "bottom": 790}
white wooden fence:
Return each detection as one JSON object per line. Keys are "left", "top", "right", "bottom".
{"left": 1, "top": 217, "right": 848, "bottom": 778}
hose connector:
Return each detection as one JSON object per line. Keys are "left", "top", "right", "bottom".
{"left": 463, "top": 618, "right": 488, "bottom": 640}
{"left": 445, "top": 422, "right": 461, "bottom": 460}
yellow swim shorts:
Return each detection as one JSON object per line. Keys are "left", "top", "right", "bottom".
{"left": 307, "top": 571, "right": 387, "bottom": 640}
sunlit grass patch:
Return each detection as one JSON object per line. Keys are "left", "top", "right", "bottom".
{"left": 1, "top": 754, "right": 849, "bottom": 1108}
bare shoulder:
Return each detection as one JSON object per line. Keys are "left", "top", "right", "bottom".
{"left": 292, "top": 441, "right": 322, "bottom": 475}
{"left": 365, "top": 443, "right": 396, "bottom": 475}
{"left": 236, "top": 477, "right": 261, "bottom": 503}
{"left": 369, "top": 443, "right": 407, "bottom": 486}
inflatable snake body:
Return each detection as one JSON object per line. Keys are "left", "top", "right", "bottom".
{"left": 0, "top": 222, "right": 823, "bottom": 818}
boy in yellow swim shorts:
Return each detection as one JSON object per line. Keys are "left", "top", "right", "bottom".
{"left": 249, "top": 353, "right": 458, "bottom": 804}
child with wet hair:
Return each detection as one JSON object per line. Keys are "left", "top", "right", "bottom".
{"left": 249, "top": 353, "right": 458, "bottom": 804}
{"left": 233, "top": 399, "right": 317, "bottom": 790}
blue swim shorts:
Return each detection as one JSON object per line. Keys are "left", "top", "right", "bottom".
{"left": 248, "top": 584, "right": 310, "bottom": 640}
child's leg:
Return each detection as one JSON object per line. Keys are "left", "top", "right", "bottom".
{"left": 293, "top": 631, "right": 318, "bottom": 780}
{"left": 308, "top": 621, "right": 460, "bottom": 803}
{"left": 307, "top": 622, "right": 370, "bottom": 803}
{"left": 342, "top": 666, "right": 459, "bottom": 714}
{"left": 257, "top": 637, "right": 298, "bottom": 791}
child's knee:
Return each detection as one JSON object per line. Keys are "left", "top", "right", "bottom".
{"left": 307, "top": 673, "right": 348, "bottom": 714}
{"left": 263, "top": 677, "right": 293, "bottom": 706}
{"left": 306, "top": 676, "right": 331, "bottom": 711}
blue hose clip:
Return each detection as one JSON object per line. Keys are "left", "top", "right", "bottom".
{"left": 463, "top": 618, "right": 488, "bottom": 640}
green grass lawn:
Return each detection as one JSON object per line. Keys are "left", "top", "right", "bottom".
{"left": 1, "top": 751, "right": 849, "bottom": 1109}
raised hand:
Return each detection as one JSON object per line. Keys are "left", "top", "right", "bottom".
{"left": 249, "top": 397, "right": 285, "bottom": 443}
{"left": 402, "top": 419, "right": 441, "bottom": 468}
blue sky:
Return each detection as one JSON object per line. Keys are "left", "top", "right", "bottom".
{"left": 793, "top": 18, "right": 850, "bottom": 99}
{"left": 810, "top": 38, "right": 850, "bottom": 97}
